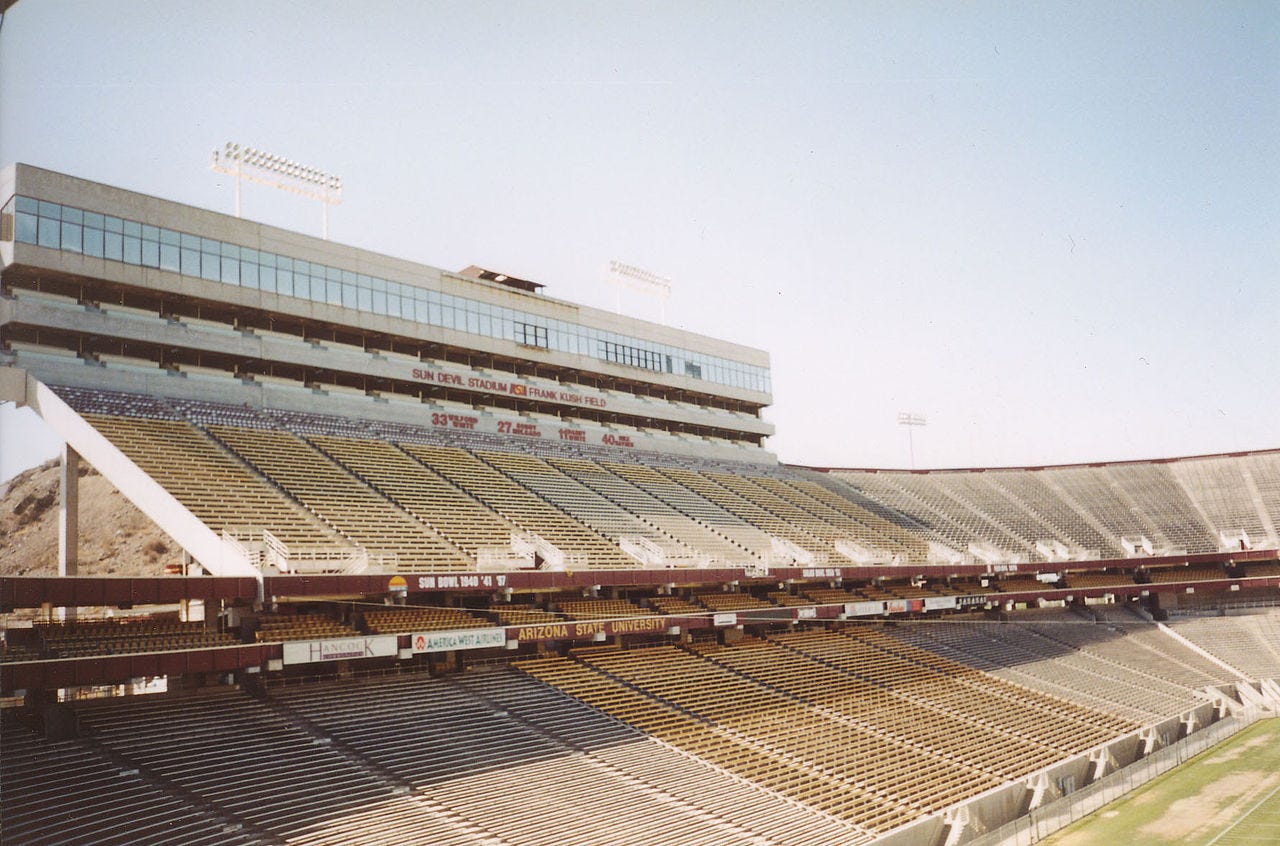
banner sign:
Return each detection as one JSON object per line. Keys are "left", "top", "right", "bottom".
{"left": 508, "top": 616, "right": 672, "bottom": 643}
{"left": 411, "top": 627, "right": 507, "bottom": 654}
{"left": 795, "top": 607, "right": 818, "bottom": 620}
{"left": 956, "top": 595, "right": 989, "bottom": 608}
{"left": 282, "top": 635, "right": 397, "bottom": 665}
{"left": 923, "top": 596, "right": 958, "bottom": 611}
{"left": 713, "top": 612, "right": 739, "bottom": 627}
{"left": 847, "top": 601, "right": 885, "bottom": 617}
{"left": 884, "top": 599, "right": 924, "bottom": 614}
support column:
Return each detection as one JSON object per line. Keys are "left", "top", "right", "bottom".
{"left": 57, "top": 445, "right": 79, "bottom": 624}
{"left": 58, "top": 444, "right": 79, "bottom": 577}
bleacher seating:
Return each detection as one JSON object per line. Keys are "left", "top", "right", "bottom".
{"left": 362, "top": 606, "right": 490, "bottom": 634}
{"left": 35, "top": 618, "right": 235, "bottom": 658}
{"left": 256, "top": 612, "right": 358, "bottom": 642}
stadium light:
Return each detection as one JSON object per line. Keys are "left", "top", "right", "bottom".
{"left": 897, "top": 412, "right": 927, "bottom": 469}
{"left": 606, "top": 260, "right": 672, "bottom": 324}
{"left": 210, "top": 142, "right": 343, "bottom": 239}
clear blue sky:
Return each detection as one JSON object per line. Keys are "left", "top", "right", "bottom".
{"left": 1, "top": 1, "right": 1277, "bottom": 481}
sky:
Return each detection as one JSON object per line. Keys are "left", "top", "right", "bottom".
{"left": 0, "top": 1, "right": 1277, "bottom": 481}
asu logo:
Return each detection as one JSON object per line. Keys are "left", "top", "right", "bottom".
{"left": 510, "top": 383, "right": 528, "bottom": 397}
{"left": 414, "top": 635, "right": 426, "bottom": 651}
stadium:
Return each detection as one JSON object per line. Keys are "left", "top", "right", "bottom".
{"left": 2, "top": 162, "right": 1279, "bottom": 846}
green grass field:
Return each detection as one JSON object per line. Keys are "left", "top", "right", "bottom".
{"left": 1041, "top": 718, "right": 1280, "bottom": 846}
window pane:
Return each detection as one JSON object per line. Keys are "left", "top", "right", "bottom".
{"left": 386, "top": 293, "right": 401, "bottom": 318}
{"left": 15, "top": 211, "right": 37, "bottom": 243}
{"left": 159, "top": 242, "right": 180, "bottom": 272}
{"left": 221, "top": 257, "right": 240, "bottom": 285}
{"left": 38, "top": 216, "right": 60, "bottom": 248}
{"left": 241, "top": 261, "right": 259, "bottom": 289}
{"left": 259, "top": 265, "right": 275, "bottom": 293}
{"left": 141, "top": 225, "right": 159, "bottom": 243}
{"left": 61, "top": 207, "right": 83, "bottom": 225}
{"left": 326, "top": 279, "right": 342, "bottom": 306}
{"left": 61, "top": 221, "right": 83, "bottom": 252}
{"left": 104, "top": 215, "right": 123, "bottom": 233}
{"left": 201, "top": 252, "right": 221, "bottom": 281}
{"left": 341, "top": 282, "right": 357, "bottom": 309}
{"left": 159, "top": 227, "right": 179, "bottom": 245}
{"left": 221, "top": 242, "right": 239, "bottom": 259}
{"left": 371, "top": 290, "right": 386, "bottom": 313}
{"left": 357, "top": 287, "right": 372, "bottom": 311}
{"left": 123, "top": 235, "right": 142, "bottom": 264}
{"left": 123, "top": 220, "right": 142, "bottom": 238}
{"left": 180, "top": 246, "right": 200, "bottom": 274}
{"left": 181, "top": 232, "right": 200, "bottom": 249}
{"left": 83, "top": 212, "right": 104, "bottom": 229}
{"left": 141, "top": 238, "right": 160, "bottom": 268}
{"left": 83, "top": 227, "right": 104, "bottom": 257}
{"left": 16, "top": 196, "right": 37, "bottom": 214}
{"left": 38, "top": 200, "right": 61, "bottom": 219}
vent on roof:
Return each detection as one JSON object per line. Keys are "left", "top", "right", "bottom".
{"left": 458, "top": 265, "right": 545, "bottom": 294}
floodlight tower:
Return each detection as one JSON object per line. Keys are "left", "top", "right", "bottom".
{"left": 606, "top": 260, "right": 672, "bottom": 324}
{"left": 897, "top": 412, "right": 927, "bottom": 469}
{"left": 210, "top": 143, "right": 343, "bottom": 239}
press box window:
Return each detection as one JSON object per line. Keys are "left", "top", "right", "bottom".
{"left": 515, "top": 321, "right": 548, "bottom": 348}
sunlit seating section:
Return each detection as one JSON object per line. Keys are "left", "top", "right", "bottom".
{"left": 479, "top": 451, "right": 698, "bottom": 563}
{"left": 73, "top": 688, "right": 394, "bottom": 839}
{"left": 257, "top": 612, "right": 358, "bottom": 642}
{"left": 802, "top": 587, "right": 864, "bottom": 604}
{"left": 1168, "top": 613, "right": 1280, "bottom": 680}
{"left": 1245, "top": 562, "right": 1280, "bottom": 578}
{"left": 747, "top": 473, "right": 930, "bottom": 562}
{"left": 602, "top": 461, "right": 772, "bottom": 564}
{"left": 558, "top": 598, "right": 654, "bottom": 620}
{"left": 208, "top": 425, "right": 468, "bottom": 571}
{"left": 994, "top": 577, "right": 1055, "bottom": 593}
{"left": 1147, "top": 564, "right": 1224, "bottom": 584}
{"left": 568, "top": 644, "right": 930, "bottom": 831}
{"left": 1171, "top": 456, "right": 1274, "bottom": 549}
{"left": 308, "top": 435, "right": 520, "bottom": 558}
{"left": 975, "top": 469, "right": 1114, "bottom": 558}
{"left": 547, "top": 456, "right": 758, "bottom": 565}
{"left": 362, "top": 606, "right": 490, "bottom": 634}
{"left": 83, "top": 414, "right": 346, "bottom": 549}
{"left": 826, "top": 471, "right": 987, "bottom": 555}
{"left": 887, "top": 620, "right": 1203, "bottom": 723}
{"left": 1105, "top": 463, "right": 1218, "bottom": 554}
{"left": 34, "top": 618, "right": 235, "bottom": 658}
{"left": 657, "top": 467, "right": 829, "bottom": 561}
{"left": 401, "top": 444, "right": 637, "bottom": 568}
{"left": 1, "top": 713, "right": 257, "bottom": 846}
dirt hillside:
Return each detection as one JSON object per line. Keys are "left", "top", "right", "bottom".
{"left": 0, "top": 459, "right": 182, "bottom": 577}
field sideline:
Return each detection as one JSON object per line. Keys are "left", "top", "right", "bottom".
{"left": 1042, "top": 717, "right": 1280, "bottom": 846}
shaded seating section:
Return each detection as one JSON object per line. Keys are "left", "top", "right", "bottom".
{"left": 35, "top": 618, "right": 235, "bottom": 658}
{"left": 1066, "top": 571, "right": 1135, "bottom": 588}
{"left": 648, "top": 596, "right": 706, "bottom": 615}
{"left": 257, "top": 612, "right": 358, "bottom": 642}
{"left": 70, "top": 688, "right": 396, "bottom": 840}
{"left": 83, "top": 414, "right": 347, "bottom": 549}
{"left": 209, "top": 425, "right": 469, "bottom": 571}
{"left": 362, "top": 606, "right": 490, "bottom": 634}
{"left": 269, "top": 668, "right": 863, "bottom": 846}
{"left": 557, "top": 598, "right": 653, "bottom": 620}
{"left": 0, "top": 712, "right": 259, "bottom": 846}
{"left": 401, "top": 443, "right": 637, "bottom": 568}
{"left": 695, "top": 591, "right": 776, "bottom": 612}
{"left": 488, "top": 602, "right": 564, "bottom": 625}
{"left": 1148, "top": 564, "right": 1224, "bottom": 584}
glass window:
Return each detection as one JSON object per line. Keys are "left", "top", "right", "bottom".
{"left": 83, "top": 226, "right": 104, "bottom": 258}
{"left": 123, "top": 220, "right": 141, "bottom": 238}
{"left": 260, "top": 264, "right": 277, "bottom": 293}
{"left": 83, "top": 211, "right": 104, "bottom": 230}
{"left": 241, "top": 248, "right": 259, "bottom": 265}
{"left": 38, "top": 215, "right": 60, "bottom": 248}
{"left": 201, "top": 236, "right": 220, "bottom": 253}
{"left": 104, "top": 215, "right": 123, "bottom": 233}
{"left": 61, "top": 207, "right": 83, "bottom": 225}
{"left": 200, "top": 251, "right": 220, "bottom": 282}
{"left": 61, "top": 221, "right": 83, "bottom": 252}
{"left": 357, "top": 287, "right": 372, "bottom": 311}
{"left": 341, "top": 281, "right": 357, "bottom": 309}
{"left": 242, "top": 260, "right": 259, "bottom": 289}
{"left": 160, "top": 242, "right": 180, "bottom": 272}
{"left": 221, "top": 242, "right": 239, "bottom": 259}
{"left": 16, "top": 196, "right": 37, "bottom": 214}
{"left": 372, "top": 290, "right": 387, "bottom": 314}
{"left": 181, "top": 246, "right": 200, "bottom": 275}
{"left": 15, "top": 211, "right": 37, "bottom": 243}
{"left": 386, "top": 292, "right": 402, "bottom": 318}
{"left": 123, "top": 235, "right": 141, "bottom": 264}
{"left": 428, "top": 301, "right": 441, "bottom": 325}
{"left": 141, "top": 238, "right": 160, "bottom": 268}
{"left": 261, "top": 251, "right": 276, "bottom": 268}
{"left": 38, "top": 200, "right": 61, "bottom": 219}
{"left": 326, "top": 278, "right": 342, "bottom": 306}
{"left": 292, "top": 273, "right": 308, "bottom": 299}
{"left": 221, "top": 256, "right": 240, "bottom": 285}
